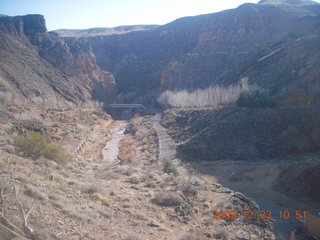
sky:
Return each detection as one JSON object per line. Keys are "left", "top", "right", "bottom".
{"left": 0, "top": 0, "right": 319, "bottom": 30}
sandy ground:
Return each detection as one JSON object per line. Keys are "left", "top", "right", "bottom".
{"left": 102, "top": 121, "right": 127, "bottom": 164}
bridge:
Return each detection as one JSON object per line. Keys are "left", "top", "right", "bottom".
{"left": 106, "top": 104, "right": 146, "bottom": 109}
{"left": 105, "top": 104, "right": 146, "bottom": 119}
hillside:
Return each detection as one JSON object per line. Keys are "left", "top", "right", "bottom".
{"left": 0, "top": 14, "right": 116, "bottom": 113}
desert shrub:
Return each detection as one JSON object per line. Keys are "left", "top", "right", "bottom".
{"left": 180, "top": 182, "right": 198, "bottom": 197}
{"left": 135, "top": 127, "right": 149, "bottom": 141}
{"left": 237, "top": 91, "right": 274, "bottom": 108}
{"left": 163, "top": 158, "right": 179, "bottom": 176}
{"left": 129, "top": 175, "right": 140, "bottom": 184}
{"left": 213, "top": 229, "right": 229, "bottom": 239}
{"left": 14, "top": 131, "right": 70, "bottom": 163}
{"left": 24, "top": 184, "right": 47, "bottom": 201}
{"left": 152, "top": 191, "right": 183, "bottom": 206}
{"left": 119, "top": 136, "right": 136, "bottom": 164}
{"left": 82, "top": 184, "right": 101, "bottom": 194}
{"left": 83, "top": 192, "right": 110, "bottom": 206}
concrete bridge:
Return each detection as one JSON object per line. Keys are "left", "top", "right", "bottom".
{"left": 105, "top": 104, "right": 146, "bottom": 119}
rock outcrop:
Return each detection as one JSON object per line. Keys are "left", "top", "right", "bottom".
{"left": 0, "top": 14, "right": 115, "bottom": 110}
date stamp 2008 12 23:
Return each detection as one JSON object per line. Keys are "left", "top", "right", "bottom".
{"left": 211, "top": 210, "right": 308, "bottom": 220}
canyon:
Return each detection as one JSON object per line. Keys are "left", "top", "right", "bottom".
{"left": 1, "top": 0, "right": 320, "bottom": 239}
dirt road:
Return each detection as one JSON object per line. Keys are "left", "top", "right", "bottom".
{"left": 153, "top": 114, "right": 204, "bottom": 182}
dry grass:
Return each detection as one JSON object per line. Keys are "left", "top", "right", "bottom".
{"left": 82, "top": 183, "right": 102, "bottom": 194}
{"left": 125, "top": 233, "right": 143, "bottom": 240}
{"left": 179, "top": 233, "right": 202, "bottom": 240}
{"left": 118, "top": 136, "right": 136, "bottom": 164}
{"left": 213, "top": 229, "right": 229, "bottom": 240}
{"left": 163, "top": 158, "right": 179, "bottom": 176}
{"left": 152, "top": 191, "right": 184, "bottom": 207}
{"left": 13, "top": 131, "right": 70, "bottom": 164}
{"left": 83, "top": 192, "right": 110, "bottom": 206}
{"left": 179, "top": 182, "right": 199, "bottom": 198}
{"left": 128, "top": 174, "right": 140, "bottom": 184}
{"left": 60, "top": 206, "right": 89, "bottom": 221}
{"left": 24, "top": 184, "right": 47, "bottom": 201}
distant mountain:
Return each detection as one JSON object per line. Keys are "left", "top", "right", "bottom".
{"left": 53, "top": 25, "right": 159, "bottom": 37}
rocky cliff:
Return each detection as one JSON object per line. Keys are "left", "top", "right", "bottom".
{"left": 74, "top": 0, "right": 320, "bottom": 103}
{"left": 0, "top": 14, "right": 115, "bottom": 111}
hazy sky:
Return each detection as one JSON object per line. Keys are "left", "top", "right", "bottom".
{"left": 1, "top": 0, "right": 319, "bottom": 30}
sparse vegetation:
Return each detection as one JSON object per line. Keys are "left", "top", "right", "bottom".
{"left": 118, "top": 136, "right": 136, "bottom": 164}
{"left": 0, "top": 111, "right": 277, "bottom": 239}
{"left": 129, "top": 175, "right": 140, "bottom": 184}
{"left": 180, "top": 233, "right": 201, "bottom": 240}
{"left": 83, "top": 192, "right": 110, "bottom": 206}
{"left": 13, "top": 131, "right": 70, "bottom": 163}
{"left": 83, "top": 184, "right": 102, "bottom": 194}
{"left": 0, "top": 174, "right": 37, "bottom": 240}
{"left": 125, "top": 233, "right": 142, "bottom": 240}
{"left": 163, "top": 158, "right": 179, "bottom": 176}
{"left": 237, "top": 91, "right": 274, "bottom": 108}
{"left": 152, "top": 191, "right": 183, "bottom": 206}
{"left": 213, "top": 229, "right": 229, "bottom": 240}
{"left": 179, "top": 181, "right": 199, "bottom": 197}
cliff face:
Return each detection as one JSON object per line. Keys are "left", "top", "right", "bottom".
{"left": 0, "top": 14, "right": 115, "bottom": 110}
{"left": 84, "top": 1, "right": 320, "bottom": 97}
